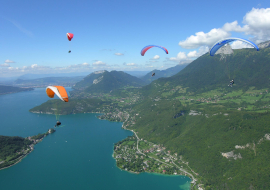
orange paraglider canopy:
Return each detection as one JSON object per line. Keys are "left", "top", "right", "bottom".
{"left": 46, "top": 86, "right": 69, "bottom": 102}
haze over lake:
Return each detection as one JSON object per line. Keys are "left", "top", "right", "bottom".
{"left": 0, "top": 88, "right": 190, "bottom": 190}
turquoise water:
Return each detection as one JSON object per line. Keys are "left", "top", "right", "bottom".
{"left": 0, "top": 88, "right": 190, "bottom": 190}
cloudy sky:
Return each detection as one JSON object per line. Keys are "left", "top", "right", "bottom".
{"left": 1, "top": 0, "right": 270, "bottom": 77}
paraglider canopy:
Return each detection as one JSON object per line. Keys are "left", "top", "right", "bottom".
{"left": 67, "top": 33, "right": 74, "bottom": 41}
{"left": 210, "top": 37, "right": 259, "bottom": 56}
{"left": 46, "top": 86, "right": 69, "bottom": 102}
{"left": 141, "top": 45, "right": 168, "bottom": 56}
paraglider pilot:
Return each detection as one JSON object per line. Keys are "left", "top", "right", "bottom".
{"left": 228, "top": 79, "right": 234, "bottom": 87}
{"left": 152, "top": 73, "right": 155, "bottom": 77}
{"left": 55, "top": 121, "right": 61, "bottom": 128}
{"left": 68, "top": 50, "right": 71, "bottom": 53}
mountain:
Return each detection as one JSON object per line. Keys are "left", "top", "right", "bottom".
{"left": 13, "top": 76, "right": 84, "bottom": 88}
{"left": 140, "top": 64, "right": 187, "bottom": 84}
{"left": 29, "top": 42, "right": 270, "bottom": 189}
{"left": 124, "top": 71, "right": 150, "bottom": 78}
{"left": 126, "top": 44, "right": 270, "bottom": 189}
{"left": 0, "top": 85, "right": 33, "bottom": 95}
{"left": 258, "top": 40, "right": 270, "bottom": 49}
{"left": 17, "top": 72, "right": 89, "bottom": 80}
{"left": 73, "top": 70, "right": 105, "bottom": 90}
{"left": 73, "top": 70, "right": 147, "bottom": 93}
{"left": 141, "top": 45, "right": 270, "bottom": 97}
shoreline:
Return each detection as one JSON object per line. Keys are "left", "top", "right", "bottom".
{"left": 30, "top": 111, "right": 197, "bottom": 187}
{"left": 118, "top": 120, "right": 194, "bottom": 180}
{"left": 0, "top": 129, "right": 55, "bottom": 171}
{"left": 0, "top": 149, "right": 33, "bottom": 171}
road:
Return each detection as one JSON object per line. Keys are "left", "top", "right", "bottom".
{"left": 131, "top": 129, "right": 197, "bottom": 185}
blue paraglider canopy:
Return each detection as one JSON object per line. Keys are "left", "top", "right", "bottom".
{"left": 209, "top": 37, "right": 259, "bottom": 56}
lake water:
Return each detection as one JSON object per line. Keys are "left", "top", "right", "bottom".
{"left": 0, "top": 88, "right": 190, "bottom": 190}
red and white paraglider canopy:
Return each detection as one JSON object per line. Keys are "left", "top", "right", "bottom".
{"left": 66, "top": 33, "right": 74, "bottom": 41}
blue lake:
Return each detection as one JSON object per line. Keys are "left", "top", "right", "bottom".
{"left": 0, "top": 88, "right": 190, "bottom": 190}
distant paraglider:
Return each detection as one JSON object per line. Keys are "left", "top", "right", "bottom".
{"left": 55, "top": 121, "right": 61, "bottom": 128}
{"left": 46, "top": 86, "right": 69, "bottom": 102}
{"left": 209, "top": 37, "right": 259, "bottom": 56}
{"left": 152, "top": 73, "right": 155, "bottom": 77}
{"left": 141, "top": 45, "right": 168, "bottom": 56}
{"left": 67, "top": 33, "right": 74, "bottom": 53}
{"left": 228, "top": 79, "right": 234, "bottom": 87}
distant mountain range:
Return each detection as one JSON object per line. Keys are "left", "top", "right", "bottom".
{"left": 140, "top": 64, "right": 188, "bottom": 84}
{"left": 13, "top": 76, "right": 84, "bottom": 88}
{"left": 0, "top": 85, "right": 33, "bottom": 95}
{"left": 17, "top": 72, "right": 89, "bottom": 80}
{"left": 124, "top": 71, "right": 150, "bottom": 77}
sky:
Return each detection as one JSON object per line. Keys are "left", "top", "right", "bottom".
{"left": 1, "top": 0, "right": 270, "bottom": 77}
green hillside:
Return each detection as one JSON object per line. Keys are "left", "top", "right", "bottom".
{"left": 121, "top": 46, "right": 270, "bottom": 189}
{"left": 73, "top": 71, "right": 104, "bottom": 90}
{"left": 171, "top": 48, "right": 270, "bottom": 92}
{"left": 73, "top": 70, "right": 146, "bottom": 94}
{"left": 30, "top": 45, "right": 270, "bottom": 189}
{"left": 29, "top": 98, "right": 111, "bottom": 115}
{"left": 139, "top": 47, "right": 270, "bottom": 99}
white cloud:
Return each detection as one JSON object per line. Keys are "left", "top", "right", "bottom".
{"left": 169, "top": 52, "right": 188, "bottom": 62}
{"left": 179, "top": 8, "right": 270, "bottom": 49}
{"left": 1, "top": 63, "right": 10, "bottom": 67}
{"left": 179, "top": 28, "right": 230, "bottom": 49}
{"left": 8, "top": 67, "right": 19, "bottom": 70}
{"left": 5, "top": 59, "right": 15, "bottom": 63}
{"left": 31, "top": 64, "right": 38, "bottom": 68}
{"left": 67, "top": 62, "right": 91, "bottom": 69}
{"left": 114, "top": 53, "right": 124, "bottom": 56}
{"left": 126, "top": 63, "right": 136, "bottom": 66}
{"left": 152, "top": 55, "right": 160, "bottom": 60}
{"left": 242, "top": 8, "right": 270, "bottom": 43}
{"left": 93, "top": 61, "right": 106, "bottom": 66}
{"left": 230, "top": 41, "right": 254, "bottom": 49}
{"left": 0, "top": 63, "right": 93, "bottom": 77}
{"left": 82, "top": 62, "right": 90, "bottom": 66}
{"left": 222, "top": 21, "right": 247, "bottom": 33}
{"left": 187, "top": 46, "right": 209, "bottom": 58}
{"left": 168, "top": 47, "right": 207, "bottom": 65}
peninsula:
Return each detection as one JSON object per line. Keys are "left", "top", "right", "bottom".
{"left": 0, "top": 128, "right": 56, "bottom": 170}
